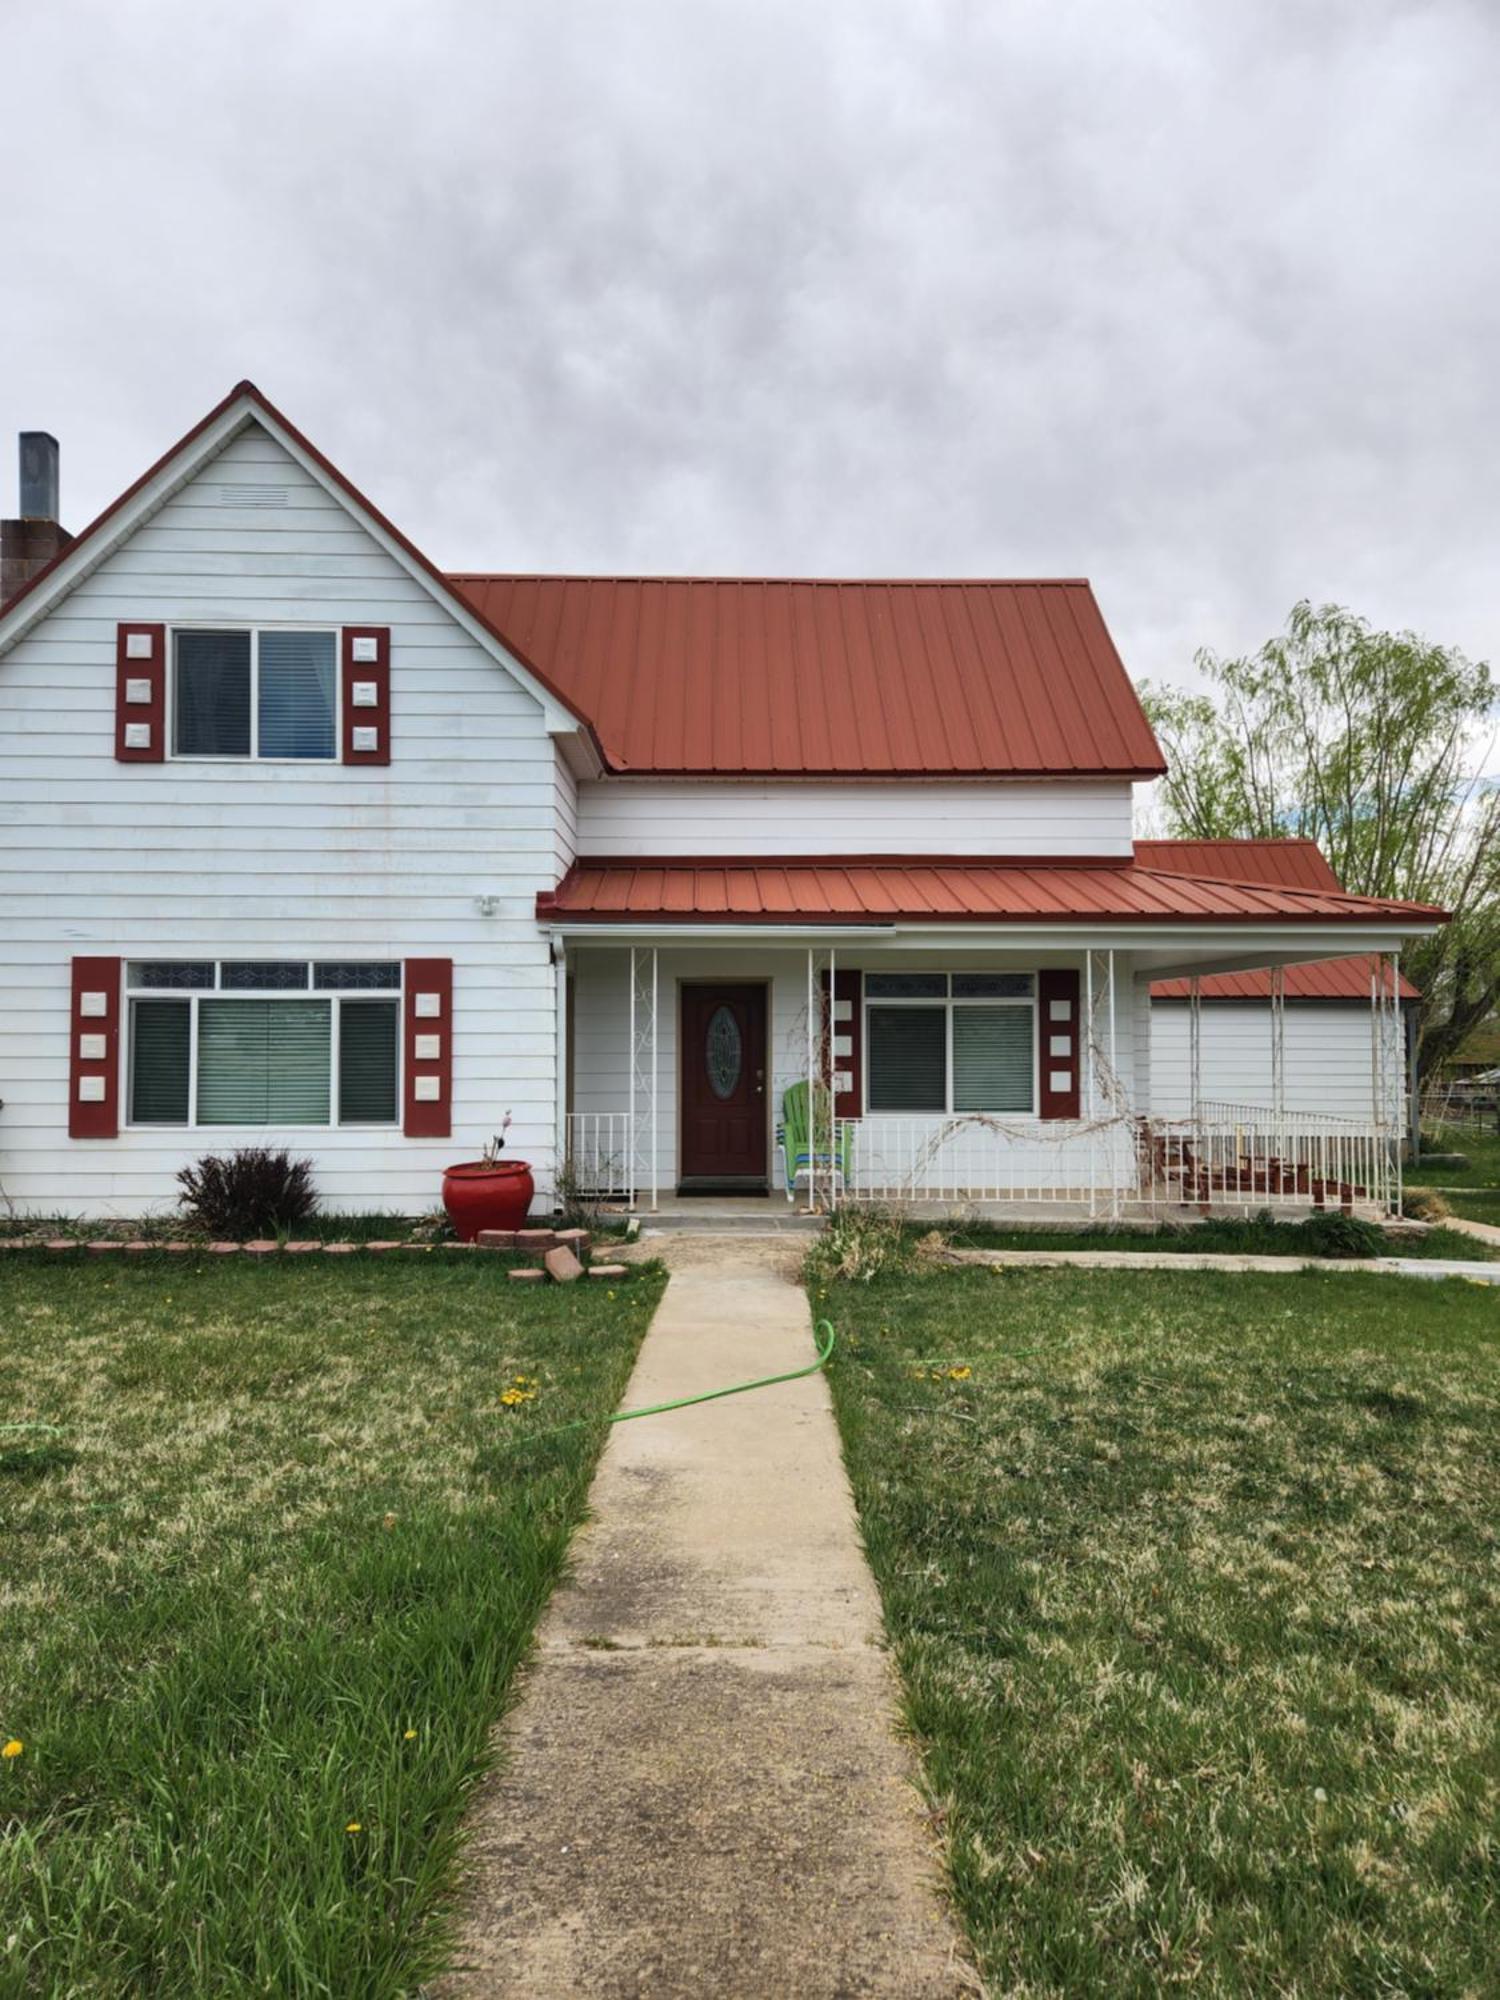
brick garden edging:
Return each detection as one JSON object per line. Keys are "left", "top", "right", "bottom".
{"left": 0, "top": 1227, "right": 631, "bottom": 1282}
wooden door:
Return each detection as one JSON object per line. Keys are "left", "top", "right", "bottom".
{"left": 679, "top": 983, "right": 768, "bottom": 1187}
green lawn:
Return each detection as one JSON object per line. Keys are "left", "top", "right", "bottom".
{"left": 822, "top": 1263, "right": 1500, "bottom": 1997}
{"left": 1412, "top": 1124, "right": 1500, "bottom": 1187}
{"left": 1, "top": 1252, "right": 663, "bottom": 1996}
{"left": 935, "top": 1215, "right": 1495, "bottom": 1261}
{"left": 1444, "top": 1187, "right": 1500, "bottom": 1227}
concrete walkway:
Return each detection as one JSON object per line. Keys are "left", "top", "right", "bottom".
{"left": 944, "top": 1244, "right": 1500, "bottom": 1283}
{"left": 440, "top": 1237, "right": 972, "bottom": 1999}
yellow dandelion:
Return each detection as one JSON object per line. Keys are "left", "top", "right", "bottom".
{"left": 345, "top": 1820, "right": 362, "bottom": 1833}
{"left": 948, "top": 1366, "right": 972, "bottom": 1381}
{"left": 403, "top": 1728, "right": 418, "bottom": 1741}
{"left": 2, "top": 1739, "right": 22, "bottom": 1760}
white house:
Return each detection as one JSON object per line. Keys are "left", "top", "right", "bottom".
{"left": 0, "top": 384, "right": 1441, "bottom": 1220}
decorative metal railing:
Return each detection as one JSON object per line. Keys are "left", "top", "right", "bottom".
{"left": 563, "top": 1104, "right": 1400, "bottom": 1215}
{"left": 829, "top": 1104, "right": 1399, "bottom": 1216}
{"left": 1148, "top": 1100, "right": 1400, "bottom": 1217}
{"left": 563, "top": 1112, "right": 632, "bottom": 1199}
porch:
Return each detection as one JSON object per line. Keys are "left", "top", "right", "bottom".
{"left": 553, "top": 937, "right": 1408, "bottom": 1221}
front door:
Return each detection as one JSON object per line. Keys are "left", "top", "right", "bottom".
{"left": 679, "top": 983, "right": 768, "bottom": 1189}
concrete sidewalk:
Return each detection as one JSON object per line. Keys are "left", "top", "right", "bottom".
{"left": 440, "top": 1237, "right": 971, "bottom": 1999}
{"left": 942, "top": 1244, "right": 1500, "bottom": 1284}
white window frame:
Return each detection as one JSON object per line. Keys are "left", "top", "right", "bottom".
{"left": 863, "top": 973, "right": 1039, "bottom": 1118}
{"left": 123, "top": 960, "right": 403, "bottom": 1129}
{"left": 167, "top": 625, "right": 342, "bottom": 764}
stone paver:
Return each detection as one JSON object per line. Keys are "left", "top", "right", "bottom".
{"left": 439, "top": 1235, "right": 971, "bottom": 1999}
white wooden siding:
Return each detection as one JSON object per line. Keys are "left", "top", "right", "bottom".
{"left": 1150, "top": 1004, "right": 1381, "bottom": 1121}
{"left": 576, "top": 778, "right": 1134, "bottom": 857}
{"left": 0, "top": 421, "right": 565, "bottom": 1216}
{"left": 569, "top": 947, "right": 1145, "bottom": 1193}
{"left": 552, "top": 751, "right": 579, "bottom": 875}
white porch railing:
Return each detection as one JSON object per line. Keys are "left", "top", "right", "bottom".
{"left": 1147, "top": 1100, "right": 1400, "bottom": 1217}
{"left": 564, "top": 1105, "right": 1400, "bottom": 1215}
{"left": 837, "top": 1114, "right": 1139, "bottom": 1208}
{"left": 563, "top": 1112, "right": 633, "bottom": 1198}
{"left": 834, "top": 1104, "right": 1399, "bottom": 1216}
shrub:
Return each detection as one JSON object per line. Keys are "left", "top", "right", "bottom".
{"left": 1402, "top": 1185, "right": 1450, "bottom": 1223}
{"left": 1299, "top": 1209, "right": 1384, "bottom": 1260}
{"left": 176, "top": 1148, "right": 318, "bottom": 1238}
{"left": 807, "top": 1205, "right": 911, "bottom": 1284}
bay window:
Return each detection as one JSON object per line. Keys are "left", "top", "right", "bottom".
{"left": 173, "top": 629, "right": 337, "bottom": 759}
{"left": 865, "top": 972, "right": 1036, "bottom": 1115}
{"left": 127, "top": 962, "right": 401, "bottom": 1127}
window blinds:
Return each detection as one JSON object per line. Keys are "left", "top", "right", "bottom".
{"left": 259, "top": 631, "right": 336, "bottom": 758}
{"left": 128, "top": 1000, "right": 191, "bottom": 1124}
{"left": 196, "top": 1000, "right": 331, "bottom": 1124}
{"left": 339, "top": 1001, "right": 399, "bottom": 1123}
{"left": 953, "top": 1006, "right": 1033, "bottom": 1113}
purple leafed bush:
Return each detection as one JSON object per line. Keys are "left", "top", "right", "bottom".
{"left": 176, "top": 1148, "right": 319, "bottom": 1238}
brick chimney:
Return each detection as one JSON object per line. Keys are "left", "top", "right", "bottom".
{"left": 1, "top": 432, "right": 71, "bottom": 608}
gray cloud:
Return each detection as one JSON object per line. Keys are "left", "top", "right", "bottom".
{"left": 3, "top": 0, "right": 1497, "bottom": 694}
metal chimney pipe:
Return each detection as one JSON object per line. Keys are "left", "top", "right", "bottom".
{"left": 19, "top": 432, "right": 59, "bottom": 519}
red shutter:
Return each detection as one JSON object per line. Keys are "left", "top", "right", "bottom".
{"left": 342, "top": 627, "right": 390, "bottom": 765}
{"left": 403, "top": 958, "right": 452, "bottom": 1136}
{"left": 115, "top": 624, "right": 165, "bottom": 761}
{"left": 1037, "top": 969, "right": 1081, "bottom": 1119}
{"left": 70, "top": 957, "right": 121, "bottom": 1137}
{"left": 821, "top": 969, "right": 863, "bottom": 1118}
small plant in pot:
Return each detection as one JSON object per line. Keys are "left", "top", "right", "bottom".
{"left": 441, "top": 1114, "right": 535, "bottom": 1240}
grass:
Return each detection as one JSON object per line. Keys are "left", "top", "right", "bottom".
{"left": 821, "top": 1262, "right": 1500, "bottom": 1996}
{"left": 1444, "top": 1187, "right": 1500, "bottom": 1227}
{"left": 0, "top": 1209, "right": 631, "bottom": 1244}
{"left": 1412, "top": 1124, "right": 1500, "bottom": 1187}
{"left": 935, "top": 1215, "right": 1496, "bottom": 1261}
{"left": 0, "top": 1251, "right": 664, "bottom": 1996}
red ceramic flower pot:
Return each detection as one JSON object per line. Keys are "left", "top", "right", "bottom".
{"left": 441, "top": 1160, "right": 535, "bottom": 1240}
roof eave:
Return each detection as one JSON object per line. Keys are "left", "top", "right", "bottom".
{"left": 0, "top": 381, "right": 610, "bottom": 768}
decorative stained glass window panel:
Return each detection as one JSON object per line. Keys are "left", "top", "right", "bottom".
{"left": 706, "top": 1005, "right": 742, "bottom": 1100}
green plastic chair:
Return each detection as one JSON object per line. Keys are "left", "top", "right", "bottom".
{"left": 778, "top": 1080, "right": 852, "bottom": 1204}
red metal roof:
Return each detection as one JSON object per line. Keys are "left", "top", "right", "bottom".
{"left": 1136, "top": 842, "right": 1420, "bottom": 998}
{"left": 540, "top": 857, "right": 1442, "bottom": 927}
{"left": 1152, "top": 956, "right": 1419, "bottom": 1002}
{"left": 450, "top": 575, "right": 1167, "bottom": 779}
{"left": 1135, "top": 838, "right": 1342, "bottom": 892}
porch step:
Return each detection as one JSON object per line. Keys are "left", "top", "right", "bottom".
{"left": 633, "top": 1207, "right": 828, "bottom": 1234}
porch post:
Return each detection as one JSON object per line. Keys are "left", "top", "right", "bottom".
{"left": 554, "top": 940, "right": 568, "bottom": 1204}
{"left": 827, "top": 940, "right": 837, "bottom": 1213}
{"left": 1107, "top": 949, "right": 1119, "bottom": 1218}
{"left": 650, "top": 947, "right": 659, "bottom": 1213}
{"left": 1188, "top": 975, "right": 1202, "bottom": 1123}
{"left": 628, "top": 945, "right": 637, "bottom": 1211}
{"left": 1270, "top": 963, "right": 1286, "bottom": 1131}
{"left": 805, "top": 945, "right": 815, "bottom": 1214}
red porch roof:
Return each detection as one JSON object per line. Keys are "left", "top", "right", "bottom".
{"left": 450, "top": 575, "right": 1167, "bottom": 779}
{"left": 539, "top": 857, "right": 1442, "bottom": 927}
{"left": 1136, "top": 841, "right": 1420, "bottom": 999}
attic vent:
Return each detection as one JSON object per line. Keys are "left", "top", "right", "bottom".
{"left": 212, "top": 484, "right": 288, "bottom": 508}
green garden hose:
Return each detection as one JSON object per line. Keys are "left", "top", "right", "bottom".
{"left": 509, "top": 1317, "right": 837, "bottom": 1451}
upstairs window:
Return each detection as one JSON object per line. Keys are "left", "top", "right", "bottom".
{"left": 127, "top": 961, "right": 400, "bottom": 1127}
{"left": 865, "top": 972, "right": 1036, "bottom": 1115}
{"left": 173, "top": 629, "right": 337, "bottom": 759}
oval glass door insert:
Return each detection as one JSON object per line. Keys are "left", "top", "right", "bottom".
{"left": 706, "top": 1004, "right": 743, "bottom": 1100}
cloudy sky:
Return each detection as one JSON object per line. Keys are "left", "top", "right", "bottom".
{"left": 2, "top": 0, "right": 1497, "bottom": 695}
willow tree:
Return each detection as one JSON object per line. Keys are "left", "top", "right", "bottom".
{"left": 1142, "top": 600, "right": 1500, "bottom": 1076}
